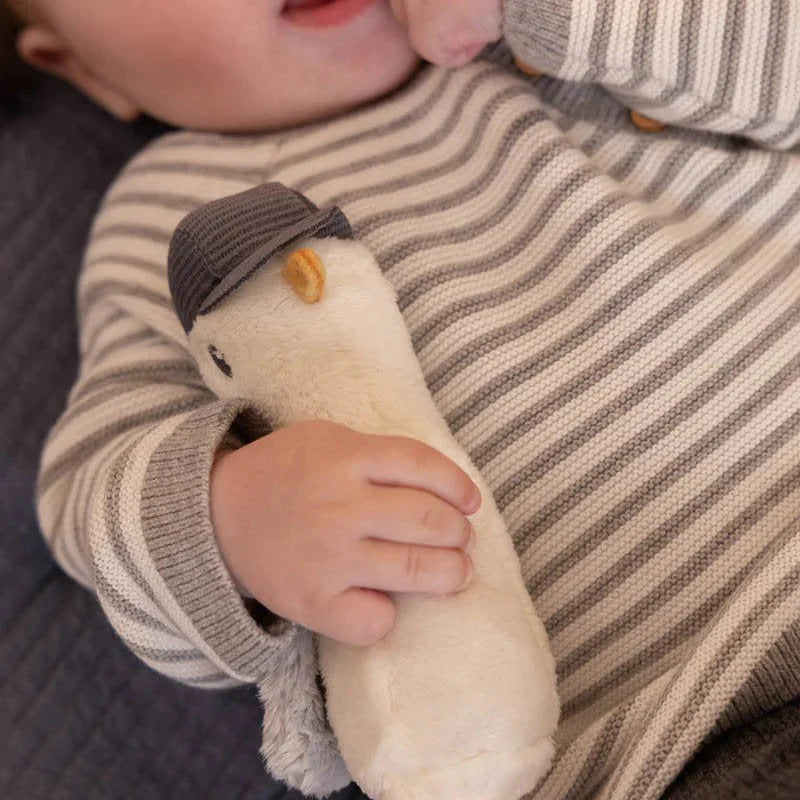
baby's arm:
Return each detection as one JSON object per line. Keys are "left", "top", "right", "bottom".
{"left": 36, "top": 303, "right": 280, "bottom": 688}
{"left": 36, "top": 232, "right": 365, "bottom": 792}
{"left": 35, "top": 137, "right": 479, "bottom": 794}
{"left": 504, "top": 0, "right": 800, "bottom": 149}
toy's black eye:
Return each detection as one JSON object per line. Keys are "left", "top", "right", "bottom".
{"left": 208, "top": 345, "right": 233, "bottom": 378}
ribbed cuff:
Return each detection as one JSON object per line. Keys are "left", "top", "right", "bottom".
{"left": 139, "top": 399, "right": 349, "bottom": 795}
{"left": 503, "top": 0, "right": 572, "bottom": 74}
{"left": 140, "top": 398, "right": 293, "bottom": 678}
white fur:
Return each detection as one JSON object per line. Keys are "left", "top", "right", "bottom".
{"left": 189, "top": 238, "right": 560, "bottom": 800}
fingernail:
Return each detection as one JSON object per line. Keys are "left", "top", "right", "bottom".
{"left": 459, "top": 557, "right": 474, "bottom": 591}
{"left": 468, "top": 484, "right": 481, "bottom": 513}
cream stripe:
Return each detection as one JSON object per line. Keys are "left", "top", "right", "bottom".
{"left": 507, "top": 202, "right": 800, "bottom": 552}
{"left": 732, "top": 0, "right": 773, "bottom": 128}
{"left": 90, "top": 411, "right": 250, "bottom": 682}
{"left": 564, "top": 0, "right": 598, "bottom": 81}
{"left": 443, "top": 154, "right": 764, "bottom": 444}
{"left": 608, "top": 556, "right": 800, "bottom": 799}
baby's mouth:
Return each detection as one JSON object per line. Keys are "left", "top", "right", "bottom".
{"left": 283, "top": 0, "right": 336, "bottom": 10}
{"left": 281, "top": 0, "right": 377, "bottom": 27}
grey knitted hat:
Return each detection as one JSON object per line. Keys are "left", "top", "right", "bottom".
{"left": 168, "top": 183, "right": 353, "bottom": 332}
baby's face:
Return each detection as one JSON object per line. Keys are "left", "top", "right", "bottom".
{"left": 35, "top": 0, "right": 420, "bottom": 130}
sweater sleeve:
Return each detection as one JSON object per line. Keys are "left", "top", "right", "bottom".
{"left": 34, "top": 134, "right": 349, "bottom": 798}
{"left": 503, "top": 0, "right": 800, "bottom": 150}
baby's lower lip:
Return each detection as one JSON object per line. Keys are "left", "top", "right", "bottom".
{"left": 282, "top": 0, "right": 377, "bottom": 28}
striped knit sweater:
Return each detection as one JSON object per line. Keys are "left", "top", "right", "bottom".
{"left": 36, "top": 2, "right": 800, "bottom": 798}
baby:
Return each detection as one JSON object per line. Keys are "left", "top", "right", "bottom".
{"left": 16, "top": 0, "right": 800, "bottom": 797}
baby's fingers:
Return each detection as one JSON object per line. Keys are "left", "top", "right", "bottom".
{"left": 323, "top": 588, "right": 397, "bottom": 646}
{"left": 360, "top": 486, "right": 475, "bottom": 551}
{"left": 353, "top": 539, "right": 474, "bottom": 596}
{"left": 362, "top": 434, "right": 481, "bottom": 515}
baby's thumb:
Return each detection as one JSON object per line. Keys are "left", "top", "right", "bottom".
{"left": 391, "top": 0, "right": 503, "bottom": 68}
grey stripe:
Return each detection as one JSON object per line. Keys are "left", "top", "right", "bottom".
{"left": 408, "top": 133, "right": 674, "bottom": 353}
{"left": 52, "top": 458, "right": 90, "bottom": 583}
{"left": 152, "top": 131, "right": 274, "bottom": 151}
{"left": 516, "top": 284, "right": 800, "bottom": 559}
{"left": 91, "top": 223, "right": 171, "bottom": 246}
{"left": 94, "top": 568, "right": 174, "bottom": 635}
{"left": 89, "top": 329, "right": 161, "bottom": 369}
{"left": 41, "top": 425, "right": 138, "bottom": 557}
{"left": 79, "top": 284, "right": 174, "bottom": 321}
{"left": 562, "top": 701, "right": 633, "bottom": 800}
{"left": 681, "top": 1, "right": 743, "bottom": 129}
{"left": 353, "top": 114, "right": 561, "bottom": 241}
{"left": 71, "top": 360, "right": 201, "bottom": 404}
{"left": 124, "top": 159, "right": 266, "bottom": 184}
{"left": 269, "top": 66, "right": 457, "bottom": 174}
{"left": 647, "top": 0, "right": 703, "bottom": 113}
{"left": 53, "top": 366, "right": 199, "bottom": 436}
{"left": 499, "top": 188, "right": 800, "bottom": 523}
{"left": 70, "top": 453, "right": 103, "bottom": 582}
{"left": 354, "top": 113, "right": 634, "bottom": 245}
{"left": 557, "top": 460, "right": 800, "bottom": 683}
{"left": 103, "top": 191, "right": 204, "bottom": 213}
{"left": 118, "top": 633, "right": 205, "bottom": 664}
{"left": 438, "top": 153, "right": 760, "bottom": 423}
{"left": 535, "top": 344, "right": 800, "bottom": 609}
{"left": 586, "top": 0, "right": 615, "bottom": 83}
{"left": 187, "top": 672, "right": 240, "bottom": 686}
{"left": 616, "top": 0, "right": 659, "bottom": 96}
{"left": 38, "top": 395, "right": 208, "bottom": 496}
{"left": 98, "top": 432, "right": 198, "bottom": 617}
{"left": 740, "top": 0, "right": 789, "bottom": 136}
{"left": 334, "top": 89, "right": 550, "bottom": 222}
{"left": 598, "top": 129, "right": 656, "bottom": 183}
{"left": 292, "top": 66, "right": 509, "bottom": 195}
{"left": 380, "top": 138, "right": 566, "bottom": 280}
{"left": 81, "top": 307, "right": 127, "bottom": 355}
{"left": 716, "top": 617, "right": 800, "bottom": 734}
{"left": 84, "top": 253, "right": 167, "bottom": 275}
{"left": 622, "top": 558, "right": 800, "bottom": 798}
{"left": 557, "top": 456, "right": 800, "bottom": 721}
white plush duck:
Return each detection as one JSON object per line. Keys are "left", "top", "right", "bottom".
{"left": 168, "top": 184, "right": 559, "bottom": 800}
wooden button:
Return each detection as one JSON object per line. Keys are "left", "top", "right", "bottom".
{"left": 630, "top": 110, "right": 666, "bottom": 133}
{"left": 514, "top": 58, "right": 542, "bottom": 77}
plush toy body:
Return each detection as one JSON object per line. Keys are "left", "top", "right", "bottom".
{"left": 169, "top": 185, "right": 559, "bottom": 800}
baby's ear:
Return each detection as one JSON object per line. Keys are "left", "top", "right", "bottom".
{"left": 16, "top": 25, "right": 139, "bottom": 121}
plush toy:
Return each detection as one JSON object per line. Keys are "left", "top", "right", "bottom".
{"left": 167, "top": 184, "right": 559, "bottom": 800}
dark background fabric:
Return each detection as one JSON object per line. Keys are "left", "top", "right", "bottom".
{"left": 0, "top": 73, "right": 364, "bottom": 800}
{"left": 0, "top": 70, "right": 797, "bottom": 800}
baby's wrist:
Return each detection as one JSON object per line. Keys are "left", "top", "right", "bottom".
{"left": 209, "top": 446, "right": 253, "bottom": 598}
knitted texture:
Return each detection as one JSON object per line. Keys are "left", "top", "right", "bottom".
{"left": 168, "top": 183, "right": 351, "bottom": 331}
{"left": 506, "top": 0, "right": 800, "bottom": 149}
{"left": 665, "top": 695, "right": 800, "bottom": 799}
{"left": 36, "top": 3, "right": 800, "bottom": 798}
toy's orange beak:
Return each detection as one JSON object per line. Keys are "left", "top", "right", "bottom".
{"left": 283, "top": 247, "right": 325, "bottom": 303}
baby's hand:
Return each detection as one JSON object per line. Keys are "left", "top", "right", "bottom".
{"left": 390, "top": 0, "right": 503, "bottom": 67}
{"left": 210, "top": 420, "right": 480, "bottom": 646}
